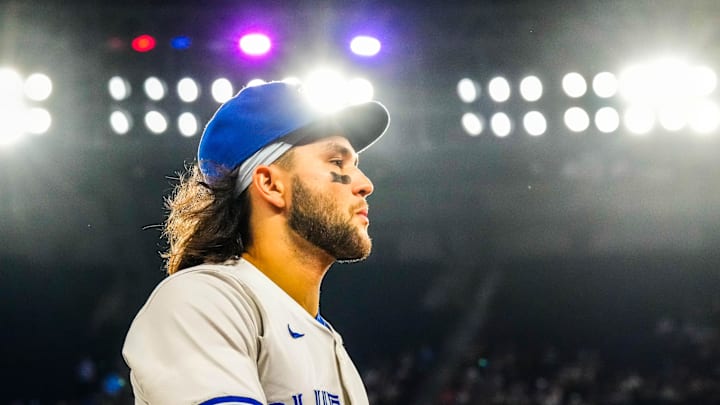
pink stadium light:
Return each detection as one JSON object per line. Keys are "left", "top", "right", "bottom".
{"left": 238, "top": 33, "right": 272, "bottom": 56}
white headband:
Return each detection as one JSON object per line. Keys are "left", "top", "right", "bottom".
{"left": 234, "top": 141, "right": 294, "bottom": 195}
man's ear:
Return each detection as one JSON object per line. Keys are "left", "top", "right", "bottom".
{"left": 250, "top": 165, "right": 288, "bottom": 209}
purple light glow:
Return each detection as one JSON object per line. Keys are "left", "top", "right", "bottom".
{"left": 238, "top": 33, "right": 272, "bottom": 56}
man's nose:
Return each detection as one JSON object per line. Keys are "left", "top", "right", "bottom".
{"left": 352, "top": 169, "right": 374, "bottom": 197}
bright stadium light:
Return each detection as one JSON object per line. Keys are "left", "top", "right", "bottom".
{"left": 688, "top": 99, "right": 720, "bottom": 134}
{"left": 651, "top": 58, "right": 689, "bottom": 104}
{"left": 592, "top": 72, "right": 618, "bottom": 98}
{"left": 0, "top": 67, "right": 24, "bottom": 102}
{"left": 304, "top": 68, "right": 346, "bottom": 112}
{"left": 0, "top": 101, "right": 25, "bottom": 147}
{"left": 488, "top": 77, "right": 510, "bottom": 102}
{"left": 490, "top": 112, "right": 512, "bottom": 137}
{"left": 624, "top": 104, "right": 655, "bottom": 135}
{"left": 0, "top": 68, "right": 25, "bottom": 147}
{"left": 350, "top": 35, "right": 381, "bottom": 57}
{"left": 211, "top": 78, "right": 234, "bottom": 103}
{"left": 143, "top": 77, "right": 166, "bottom": 101}
{"left": 178, "top": 112, "right": 199, "bottom": 137}
{"left": 177, "top": 77, "right": 199, "bottom": 102}
{"left": 519, "top": 76, "right": 543, "bottom": 102}
{"left": 461, "top": 112, "right": 483, "bottom": 136}
{"left": 523, "top": 111, "right": 546, "bottom": 136}
{"left": 144, "top": 110, "right": 168, "bottom": 134}
{"left": 0, "top": 68, "right": 52, "bottom": 144}
{"left": 562, "top": 72, "right": 587, "bottom": 98}
{"left": 564, "top": 107, "right": 590, "bottom": 132}
{"left": 595, "top": 107, "right": 620, "bottom": 133}
{"left": 457, "top": 78, "right": 479, "bottom": 103}
{"left": 619, "top": 58, "right": 692, "bottom": 105}
{"left": 24, "top": 73, "right": 52, "bottom": 101}
{"left": 24, "top": 107, "right": 51, "bottom": 135}
{"left": 239, "top": 33, "right": 272, "bottom": 56}
{"left": 688, "top": 65, "right": 717, "bottom": 96}
{"left": 347, "top": 78, "right": 374, "bottom": 104}
{"left": 657, "top": 103, "right": 687, "bottom": 132}
{"left": 618, "top": 64, "right": 649, "bottom": 102}
{"left": 108, "top": 76, "right": 131, "bottom": 101}
{"left": 110, "top": 110, "right": 132, "bottom": 135}
{"left": 617, "top": 58, "right": 718, "bottom": 135}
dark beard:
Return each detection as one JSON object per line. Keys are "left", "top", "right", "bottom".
{"left": 288, "top": 176, "right": 371, "bottom": 262}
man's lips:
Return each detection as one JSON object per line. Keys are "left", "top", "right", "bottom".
{"left": 354, "top": 206, "right": 369, "bottom": 224}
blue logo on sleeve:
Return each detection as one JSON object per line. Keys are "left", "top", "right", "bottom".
{"left": 287, "top": 324, "right": 305, "bottom": 339}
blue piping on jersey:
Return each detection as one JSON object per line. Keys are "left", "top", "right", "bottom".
{"left": 199, "top": 396, "right": 263, "bottom": 405}
{"left": 315, "top": 313, "right": 329, "bottom": 329}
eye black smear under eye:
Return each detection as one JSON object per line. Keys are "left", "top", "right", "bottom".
{"left": 330, "top": 172, "right": 352, "bottom": 185}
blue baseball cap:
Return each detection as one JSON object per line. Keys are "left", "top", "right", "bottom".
{"left": 198, "top": 81, "right": 390, "bottom": 184}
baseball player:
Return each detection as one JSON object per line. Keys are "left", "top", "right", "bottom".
{"left": 122, "top": 81, "right": 390, "bottom": 405}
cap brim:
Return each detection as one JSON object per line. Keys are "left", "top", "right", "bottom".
{"left": 290, "top": 101, "right": 390, "bottom": 154}
{"left": 334, "top": 101, "right": 390, "bottom": 153}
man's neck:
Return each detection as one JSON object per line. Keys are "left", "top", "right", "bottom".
{"left": 241, "top": 234, "right": 333, "bottom": 316}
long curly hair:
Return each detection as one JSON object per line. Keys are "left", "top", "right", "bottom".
{"left": 162, "top": 150, "right": 295, "bottom": 275}
{"left": 161, "top": 164, "right": 252, "bottom": 275}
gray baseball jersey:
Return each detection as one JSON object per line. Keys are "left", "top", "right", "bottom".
{"left": 122, "top": 259, "right": 369, "bottom": 405}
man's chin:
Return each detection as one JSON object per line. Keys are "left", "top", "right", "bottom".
{"left": 335, "top": 252, "right": 370, "bottom": 264}
{"left": 334, "top": 239, "right": 372, "bottom": 263}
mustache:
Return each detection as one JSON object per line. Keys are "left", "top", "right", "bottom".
{"left": 350, "top": 201, "right": 369, "bottom": 212}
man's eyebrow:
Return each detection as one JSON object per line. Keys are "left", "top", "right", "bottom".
{"left": 325, "top": 142, "right": 359, "bottom": 166}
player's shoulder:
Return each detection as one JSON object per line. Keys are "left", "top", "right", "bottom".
{"left": 156, "top": 260, "right": 241, "bottom": 289}
{"left": 137, "top": 260, "right": 265, "bottom": 317}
